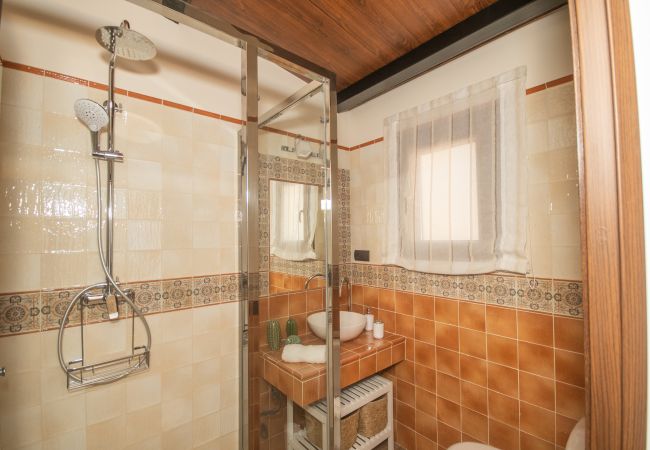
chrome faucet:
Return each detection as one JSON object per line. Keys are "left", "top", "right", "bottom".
{"left": 304, "top": 273, "right": 325, "bottom": 290}
{"left": 340, "top": 276, "right": 351, "bottom": 311}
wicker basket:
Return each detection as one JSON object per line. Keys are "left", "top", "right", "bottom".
{"left": 357, "top": 395, "right": 388, "bottom": 438}
{"left": 306, "top": 409, "right": 359, "bottom": 449}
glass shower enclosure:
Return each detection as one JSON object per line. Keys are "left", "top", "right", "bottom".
{"left": 127, "top": 1, "right": 341, "bottom": 448}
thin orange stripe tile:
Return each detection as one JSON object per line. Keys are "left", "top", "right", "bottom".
{"left": 526, "top": 83, "right": 546, "bottom": 95}
{"left": 193, "top": 108, "right": 221, "bottom": 120}
{"left": 162, "top": 99, "right": 193, "bottom": 112}
{"left": 88, "top": 81, "right": 109, "bottom": 91}
{"left": 546, "top": 74, "right": 574, "bottom": 88}
{"left": 44, "top": 70, "right": 88, "bottom": 86}
{"left": 127, "top": 90, "right": 162, "bottom": 104}
{"left": 220, "top": 114, "right": 244, "bottom": 125}
{"left": 2, "top": 60, "right": 45, "bottom": 75}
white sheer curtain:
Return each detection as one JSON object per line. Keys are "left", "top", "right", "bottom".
{"left": 270, "top": 180, "right": 319, "bottom": 261}
{"left": 381, "top": 67, "right": 528, "bottom": 274}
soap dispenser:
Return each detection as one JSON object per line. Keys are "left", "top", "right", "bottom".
{"left": 365, "top": 308, "right": 374, "bottom": 331}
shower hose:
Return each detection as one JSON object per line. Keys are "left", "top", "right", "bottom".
{"left": 57, "top": 159, "right": 152, "bottom": 385}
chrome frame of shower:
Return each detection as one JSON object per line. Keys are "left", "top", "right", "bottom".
{"left": 125, "top": 1, "right": 341, "bottom": 448}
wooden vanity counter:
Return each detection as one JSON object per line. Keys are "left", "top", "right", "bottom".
{"left": 262, "top": 331, "right": 405, "bottom": 406}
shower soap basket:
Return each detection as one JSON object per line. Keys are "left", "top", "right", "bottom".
{"left": 57, "top": 284, "right": 151, "bottom": 390}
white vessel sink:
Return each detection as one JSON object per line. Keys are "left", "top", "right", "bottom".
{"left": 307, "top": 311, "right": 366, "bottom": 342}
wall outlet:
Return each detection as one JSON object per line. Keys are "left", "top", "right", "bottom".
{"left": 354, "top": 250, "right": 370, "bottom": 262}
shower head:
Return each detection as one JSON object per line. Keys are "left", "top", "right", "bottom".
{"left": 74, "top": 99, "right": 109, "bottom": 132}
{"left": 95, "top": 21, "right": 157, "bottom": 61}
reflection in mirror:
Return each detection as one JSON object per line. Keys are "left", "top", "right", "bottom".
{"left": 269, "top": 179, "right": 325, "bottom": 294}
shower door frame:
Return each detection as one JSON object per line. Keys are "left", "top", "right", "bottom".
{"left": 126, "top": 1, "right": 342, "bottom": 448}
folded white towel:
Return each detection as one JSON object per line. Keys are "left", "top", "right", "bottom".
{"left": 281, "top": 344, "right": 326, "bottom": 364}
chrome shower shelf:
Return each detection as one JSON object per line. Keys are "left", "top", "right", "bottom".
{"left": 66, "top": 345, "right": 150, "bottom": 390}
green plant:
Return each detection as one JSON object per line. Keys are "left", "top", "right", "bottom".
{"left": 267, "top": 320, "right": 281, "bottom": 350}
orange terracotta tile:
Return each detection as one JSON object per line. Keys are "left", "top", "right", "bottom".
{"left": 489, "top": 419, "right": 519, "bottom": 450}
{"left": 519, "top": 431, "right": 555, "bottom": 450}
{"left": 396, "top": 421, "right": 416, "bottom": 450}
{"left": 302, "top": 377, "right": 319, "bottom": 404}
{"left": 556, "top": 414, "right": 578, "bottom": 447}
{"left": 277, "top": 368, "right": 293, "bottom": 396}
{"left": 396, "top": 291, "right": 414, "bottom": 315}
{"left": 363, "top": 286, "right": 379, "bottom": 308}
{"left": 554, "top": 317, "right": 584, "bottom": 353}
{"left": 436, "top": 347, "right": 460, "bottom": 377}
{"left": 436, "top": 322, "right": 459, "bottom": 351}
{"left": 359, "top": 354, "right": 377, "bottom": 379}
{"left": 436, "top": 396, "right": 461, "bottom": 429}
{"left": 269, "top": 295, "right": 289, "bottom": 319}
{"left": 414, "top": 318, "right": 436, "bottom": 344}
{"left": 517, "top": 310, "right": 553, "bottom": 346}
{"left": 486, "top": 306, "right": 517, "bottom": 338}
{"left": 437, "top": 419, "right": 461, "bottom": 448}
{"left": 487, "top": 334, "right": 518, "bottom": 368}
{"left": 415, "top": 411, "right": 437, "bottom": 443}
{"left": 488, "top": 390, "right": 519, "bottom": 428}
{"left": 352, "top": 285, "right": 364, "bottom": 306}
{"left": 459, "top": 302, "right": 486, "bottom": 331}
{"left": 459, "top": 328, "right": 487, "bottom": 359}
{"left": 396, "top": 400, "right": 416, "bottom": 429}
{"left": 378, "top": 288, "right": 395, "bottom": 311}
{"left": 414, "top": 341, "right": 436, "bottom": 368}
{"left": 379, "top": 309, "right": 396, "bottom": 333}
{"left": 397, "top": 313, "right": 415, "bottom": 338}
{"left": 416, "top": 386, "right": 437, "bottom": 417}
{"left": 436, "top": 372, "right": 460, "bottom": 403}
{"left": 461, "top": 380, "right": 487, "bottom": 415}
{"left": 435, "top": 297, "right": 459, "bottom": 325}
{"left": 377, "top": 348, "right": 392, "bottom": 371}
{"left": 460, "top": 354, "right": 487, "bottom": 387}
{"left": 520, "top": 402, "right": 555, "bottom": 443}
{"left": 414, "top": 363, "right": 437, "bottom": 393}
{"left": 555, "top": 349, "right": 585, "bottom": 387}
{"left": 306, "top": 289, "right": 324, "bottom": 312}
{"left": 396, "top": 379, "right": 416, "bottom": 407}
{"left": 487, "top": 363, "right": 519, "bottom": 398}
{"left": 414, "top": 294, "right": 435, "bottom": 319}
{"left": 405, "top": 337, "right": 415, "bottom": 362}
{"left": 2, "top": 60, "right": 45, "bottom": 75}
{"left": 395, "top": 360, "right": 415, "bottom": 383}
{"left": 519, "top": 341, "right": 554, "bottom": 378}
{"left": 519, "top": 372, "right": 555, "bottom": 411}
{"left": 340, "top": 361, "right": 359, "bottom": 387}
{"left": 555, "top": 382, "right": 585, "bottom": 420}
{"left": 415, "top": 432, "right": 437, "bottom": 450}
{"left": 462, "top": 407, "right": 488, "bottom": 443}
{"left": 288, "top": 292, "right": 306, "bottom": 315}
{"left": 392, "top": 341, "right": 406, "bottom": 364}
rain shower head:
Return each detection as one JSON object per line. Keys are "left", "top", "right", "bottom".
{"left": 74, "top": 99, "right": 109, "bottom": 132}
{"left": 95, "top": 21, "right": 157, "bottom": 61}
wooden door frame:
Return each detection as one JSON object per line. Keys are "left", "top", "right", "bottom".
{"left": 568, "top": 0, "right": 647, "bottom": 448}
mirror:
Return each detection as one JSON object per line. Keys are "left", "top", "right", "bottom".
{"left": 268, "top": 179, "right": 326, "bottom": 293}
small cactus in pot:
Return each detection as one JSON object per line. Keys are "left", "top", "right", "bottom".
{"left": 286, "top": 318, "right": 298, "bottom": 337}
{"left": 267, "top": 320, "right": 281, "bottom": 350}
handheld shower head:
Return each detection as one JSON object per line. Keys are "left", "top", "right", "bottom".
{"left": 74, "top": 99, "right": 109, "bottom": 132}
{"left": 96, "top": 21, "right": 157, "bottom": 61}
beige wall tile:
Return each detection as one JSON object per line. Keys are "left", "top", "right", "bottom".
{"left": 0, "top": 252, "right": 41, "bottom": 292}
{"left": 0, "top": 332, "right": 41, "bottom": 372}
{"left": 161, "top": 395, "right": 192, "bottom": 431}
{"left": 125, "top": 404, "right": 161, "bottom": 445}
{"left": 0, "top": 405, "right": 43, "bottom": 448}
{"left": 42, "top": 428, "right": 86, "bottom": 450}
{"left": 126, "top": 372, "right": 162, "bottom": 412}
{"left": 0, "top": 369, "right": 41, "bottom": 408}
{"left": 86, "top": 415, "right": 126, "bottom": 450}
{"left": 162, "top": 422, "right": 193, "bottom": 450}
{"left": 42, "top": 395, "right": 85, "bottom": 438}
{"left": 192, "top": 384, "right": 220, "bottom": 419}
{"left": 192, "top": 411, "right": 220, "bottom": 447}
{"left": 162, "top": 249, "right": 194, "bottom": 278}
{"left": 127, "top": 159, "right": 162, "bottom": 191}
{"left": 161, "top": 365, "right": 192, "bottom": 402}
{"left": 0, "top": 104, "right": 43, "bottom": 146}
{"left": 1, "top": 70, "right": 43, "bottom": 109}
{"left": 85, "top": 383, "right": 126, "bottom": 426}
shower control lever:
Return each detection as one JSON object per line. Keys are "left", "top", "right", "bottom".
{"left": 106, "top": 293, "right": 119, "bottom": 320}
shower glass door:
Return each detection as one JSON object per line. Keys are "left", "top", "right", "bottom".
{"left": 239, "top": 48, "right": 340, "bottom": 450}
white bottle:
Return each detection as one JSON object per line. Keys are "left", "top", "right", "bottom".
{"left": 373, "top": 321, "right": 384, "bottom": 339}
{"left": 365, "top": 308, "right": 374, "bottom": 331}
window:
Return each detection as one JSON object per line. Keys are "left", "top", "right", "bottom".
{"left": 381, "top": 67, "right": 528, "bottom": 275}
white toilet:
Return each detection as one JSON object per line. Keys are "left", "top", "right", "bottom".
{"left": 448, "top": 417, "right": 585, "bottom": 450}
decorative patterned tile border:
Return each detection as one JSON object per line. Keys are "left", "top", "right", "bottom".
{"left": 345, "top": 262, "right": 584, "bottom": 318}
{"left": 0, "top": 273, "right": 241, "bottom": 338}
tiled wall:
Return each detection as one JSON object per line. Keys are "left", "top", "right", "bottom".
{"left": 0, "top": 302, "right": 240, "bottom": 449}
{"left": 349, "top": 285, "right": 584, "bottom": 450}
{"left": 336, "top": 75, "right": 584, "bottom": 450}
{"left": 339, "top": 77, "right": 581, "bottom": 281}
{"left": 0, "top": 62, "right": 244, "bottom": 448}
